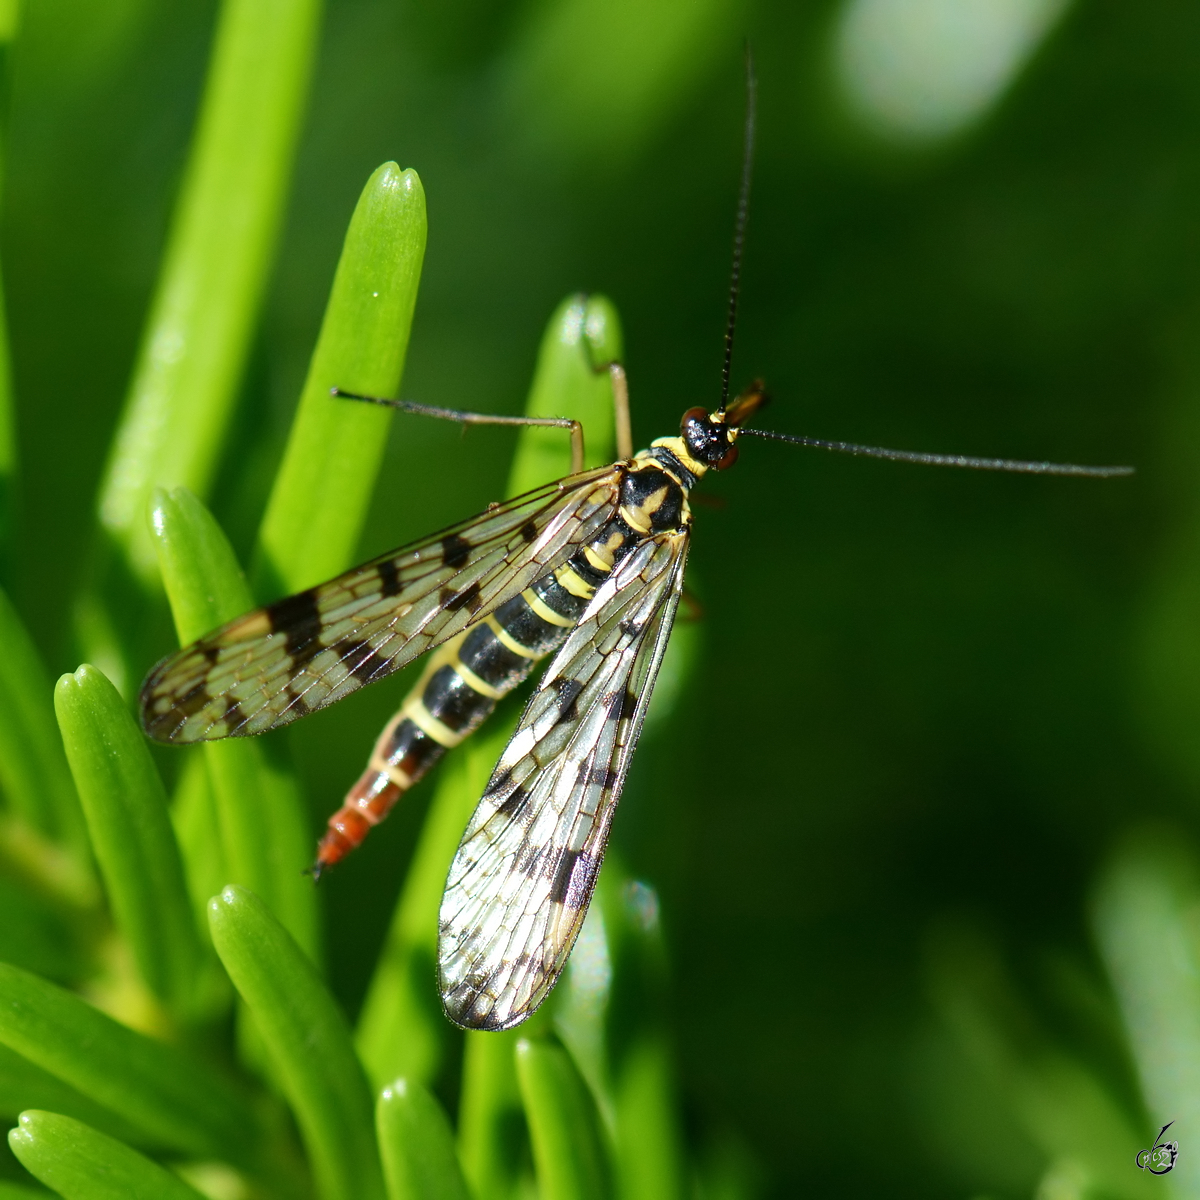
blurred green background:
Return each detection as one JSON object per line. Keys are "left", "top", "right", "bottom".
{"left": 3, "top": 0, "right": 1196, "bottom": 1195}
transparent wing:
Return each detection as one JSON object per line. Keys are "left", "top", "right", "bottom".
{"left": 438, "top": 528, "right": 689, "bottom": 1030}
{"left": 140, "top": 467, "right": 621, "bottom": 743}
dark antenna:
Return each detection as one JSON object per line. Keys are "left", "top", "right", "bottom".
{"left": 720, "top": 44, "right": 757, "bottom": 415}
{"left": 737, "top": 426, "right": 1133, "bottom": 478}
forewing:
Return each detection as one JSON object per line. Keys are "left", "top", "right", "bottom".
{"left": 140, "top": 468, "right": 620, "bottom": 743}
{"left": 438, "top": 528, "right": 688, "bottom": 1030}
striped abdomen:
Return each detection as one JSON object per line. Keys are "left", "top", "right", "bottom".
{"left": 315, "top": 555, "right": 600, "bottom": 870}
{"left": 314, "top": 456, "right": 689, "bottom": 872}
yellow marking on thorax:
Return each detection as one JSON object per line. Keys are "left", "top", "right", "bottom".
{"left": 485, "top": 614, "right": 540, "bottom": 659}
{"left": 554, "top": 563, "right": 596, "bottom": 600}
{"left": 648, "top": 436, "right": 708, "bottom": 482}
{"left": 523, "top": 588, "right": 575, "bottom": 629}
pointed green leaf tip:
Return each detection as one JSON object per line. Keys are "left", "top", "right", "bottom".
{"left": 208, "top": 885, "right": 386, "bottom": 1200}
{"left": 257, "top": 162, "right": 428, "bottom": 595}
{"left": 10, "top": 1110, "right": 207, "bottom": 1200}
{"left": 54, "top": 663, "right": 201, "bottom": 1015}
{"left": 150, "top": 485, "right": 253, "bottom": 645}
{"left": 377, "top": 1077, "right": 471, "bottom": 1200}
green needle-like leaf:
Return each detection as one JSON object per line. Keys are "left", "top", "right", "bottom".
{"left": 97, "top": 0, "right": 322, "bottom": 585}
{"left": 54, "top": 665, "right": 201, "bottom": 1015}
{"left": 457, "top": 1030, "right": 525, "bottom": 1200}
{"left": 611, "top": 1038, "right": 684, "bottom": 1200}
{"left": 0, "top": 1183, "right": 51, "bottom": 1199}
{"left": 515, "top": 1038, "right": 610, "bottom": 1200}
{"left": 0, "top": 262, "right": 16, "bottom": 587}
{"left": 169, "top": 755, "right": 228, "bottom": 936}
{"left": 256, "top": 163, "right": 428, "bottom": 596}
{"left": 150, "top": 485, "right": 253, "bottom": 645}
{"left": 0, "top": 962, "right": 257, "bottom": 1162}
{"left": 0, "top": 1044, "right": 145, "bottom": 1147}
{"left": 376, "top": 1078, "right": 470, "bottom": 1200}
{"left": 9, "top": 1110, "right": 206, "bottom": 1200}
{"left": 0, "top": 586, "right": 86, "bottom": 852}
{"left": 151, "top": 487, "right": 318, "bottom": 958}
{"left": 506, "top": 294, "right": 623, "bottom": 496}
{"left": 0, "top": 873, "right": 80, "bottom": 983}
{"left": 208, "top": 885, "right": 386, "bottom": 1200}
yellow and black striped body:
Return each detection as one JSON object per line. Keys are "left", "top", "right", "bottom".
{"left": 316, "top": 439, "right": 704, "bottom": 870}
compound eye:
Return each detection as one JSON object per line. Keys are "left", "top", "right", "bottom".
{"left": 680, "top": 407, "right": 708, "bottom": 436}
{"left": 714, "top": 442, "right": 739, "bottom": 471}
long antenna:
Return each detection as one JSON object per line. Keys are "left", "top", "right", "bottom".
{"left": 738, "top": 426, "right": 1134, "bottom": 478}
{"left": 720, "top": 44, "right": 757, "bottom": 414}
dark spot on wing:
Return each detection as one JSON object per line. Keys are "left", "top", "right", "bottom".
{"left": 441, "top": 581, "right": 483, "bottom": 613}
{"left": 549, "top": 849, "right": 598, "bottom": 908}
{"left": 268, "top": 588, "right": 323, "bottom": 665}
{"left": 484, "top": 767, "right": 512, "bottom": 797}
{"left": 175, "top": 681, "right": 213, "bottom": 718}
{"left": 378, "top": 559, "right": 403, "bottom": 597}
{"left": 441, "top": 533, "right": 471, "bottom": 570}
{"left": 581, "top": 764, "right": 617, "bottom": 791}
{"left": 520, "top": 520, "right": 538, "bottom": 543}
{"left": 552, "top": 678, "right": 583, "bottom": 725}
{"left": 222, "top": 698, "right": 247, "bottom": 732}
{"left": 606, "top": 689, "right": 638, "bottom": 722}
{"left": 497, "top": 783, "right": 529, "bottom": 820}
{"left": 334, "top": 638, "right": 391, "bottom": 684}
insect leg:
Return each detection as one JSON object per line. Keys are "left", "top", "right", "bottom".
{"left": 331, "top": 389, "right": 585, "bottom": 474}
{"left": 577, "top": 327, "right": 633, "bottom": 461}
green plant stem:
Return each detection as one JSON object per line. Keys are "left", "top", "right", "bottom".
{"left": 0, "top": 962, "right": 257, "bottom": 1162}
{"left": 208, "top": 886, "right": 386, "bottom": 1200}
{"left": 515, "top": 1038, "right": 609, "bottom": 1200}
{"left": 376, "top": 1078, "right": 470, "bottom": 1200}
{"left": 169, "top": 754, "right": 228, "bottom": 935}
{"left": 150, "top": 487, "right": 317, "bottom": 958}
{"left": 9, "top": 1111, "right": 206, "bottom": 1200}
{"left": 612, "top": 1038, "right": 684, "bottom": 1200}
{"left": 457, "top": 1030, "right": 524, "bottom": 1200}
{"left": 54, "top": 665, "right": 201, "bottom": 1017}
{"left": 97, "top": 0, "right": 321, "bottom": 585}
{"left": 255, "top": 163, "right": 427, "bottom": 597}
{"left": 0, "top": 586, "right": 85, "bottom": 853}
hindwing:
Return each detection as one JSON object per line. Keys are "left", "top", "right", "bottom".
{"left": 438, "top": 528, "right": 689, "bottom": 1030}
